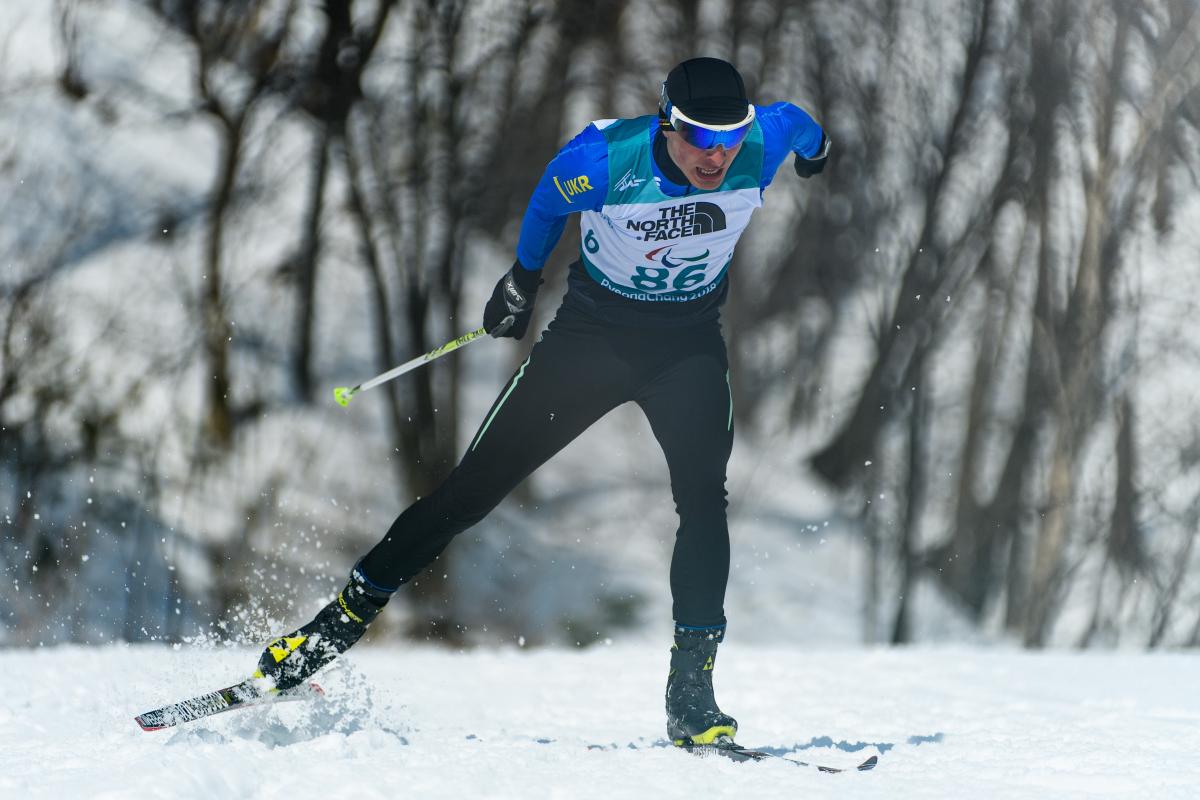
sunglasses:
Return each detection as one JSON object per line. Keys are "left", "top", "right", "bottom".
{"left": 660, "top": 85, "right": 755, "bottom": 150}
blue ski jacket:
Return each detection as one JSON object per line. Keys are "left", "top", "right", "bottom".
{"left": 515, "top": 102, "right": 826, "bottom": 326}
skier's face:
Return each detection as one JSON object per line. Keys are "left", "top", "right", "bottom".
{"left": 664, "top": 132, "right": 743, "bottom": 190}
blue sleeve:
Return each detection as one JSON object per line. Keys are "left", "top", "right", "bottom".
{"left": 515, "top": 123, "right": 609, "bottom": 271}
{"left": 756, "top": 102, "right": 826, "bottom": 190}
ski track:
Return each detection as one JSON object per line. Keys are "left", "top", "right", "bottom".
{"left": 1, "top": 643, "right": 1197, "bottom": 799}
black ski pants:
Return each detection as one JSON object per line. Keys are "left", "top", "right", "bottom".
{"left": 358, "top": 304, "right": 735, "bottom": 627}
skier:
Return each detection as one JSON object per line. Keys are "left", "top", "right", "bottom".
{"left": 254, "top": 57, "right": 829, "bottom": 747}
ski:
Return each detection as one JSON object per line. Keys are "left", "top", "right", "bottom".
{"left": 588, "top": 737, "right": 880, "bottom": 773}
{"left": 134, "top": 678, "right": 324, "bottom": 731}
{"left": 683, "top": 737, "right": 879, "bottom": 773}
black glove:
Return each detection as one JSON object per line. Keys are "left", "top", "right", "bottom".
{"left": 794, "top": 133, "right": 831, "bottom": 178}
{"left": 484, "top": 261, "right": 542, "bottom": 339}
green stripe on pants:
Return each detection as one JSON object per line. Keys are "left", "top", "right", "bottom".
{"left": 471, "top": 355, "right": 532, "bottom": 451}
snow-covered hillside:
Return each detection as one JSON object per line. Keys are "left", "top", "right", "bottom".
{"left": 1, "top": 643, "right": 1196, "bottom": 799}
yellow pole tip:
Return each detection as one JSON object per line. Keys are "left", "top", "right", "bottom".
{"left": 333, "top": 387, "right": 353, "bottom": 407}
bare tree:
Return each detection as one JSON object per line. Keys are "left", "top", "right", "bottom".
{"left": 287, "top": 0, "right": 395, "bottom": 400}
{"left": 164, "top": 0, "right": 299, "bottom": 449}
{"left": 335, "top": 0, "right": 575, "bottom": 638}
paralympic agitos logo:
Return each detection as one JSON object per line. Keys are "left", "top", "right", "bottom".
{"left": 626, "top": 201, "right": 726, "bottom": 242}
{"left": 644, "top": 245, "right": 709, "bottom": 269}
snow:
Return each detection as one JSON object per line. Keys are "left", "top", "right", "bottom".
{"left": 1, "top": 642, "right": 1197, "bottom": 799}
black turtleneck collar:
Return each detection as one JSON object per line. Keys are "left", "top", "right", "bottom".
{"left": 652, "top": 130, "right": 690, "bottom": 189}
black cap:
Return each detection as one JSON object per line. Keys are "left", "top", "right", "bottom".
{"left": 661, "top": 57, "right": 750, "bottom": 125}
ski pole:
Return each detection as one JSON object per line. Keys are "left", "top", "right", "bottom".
{"left": 333, "top": 326, "right": 488, "bottom": 407}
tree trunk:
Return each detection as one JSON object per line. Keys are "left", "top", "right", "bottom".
{"left": 891, "top": 378, "right": 926, "bottom": 644}
{"left": 291, "top": 130, "right": 329, "bottom": 401}
{"left": 201, "top": 127, "right": 241, "bottom": 450}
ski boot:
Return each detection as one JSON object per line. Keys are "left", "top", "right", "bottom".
{"left": 665, "top": 623, "right": 738, "bottom": 746}
{"left": 254, "top": 562, "right": 393, "bottom": 690}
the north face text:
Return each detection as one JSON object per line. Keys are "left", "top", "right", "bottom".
{"left": 626, "top": 201, "right": 727, "bottom": 242}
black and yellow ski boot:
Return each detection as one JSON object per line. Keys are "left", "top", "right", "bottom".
{"left": 254, "top": 563, "right": 393, "bottom": 690}
{"left": 666, "top": 623, "right": 738, "bottom": 746}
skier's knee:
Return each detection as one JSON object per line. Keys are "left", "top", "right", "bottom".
{"left": 671, "top": 479, "right": 728, "bottom": 519}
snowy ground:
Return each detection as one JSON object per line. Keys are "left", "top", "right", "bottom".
{"left": 1, "top": 643, "right": 1196, "bottom": 799}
